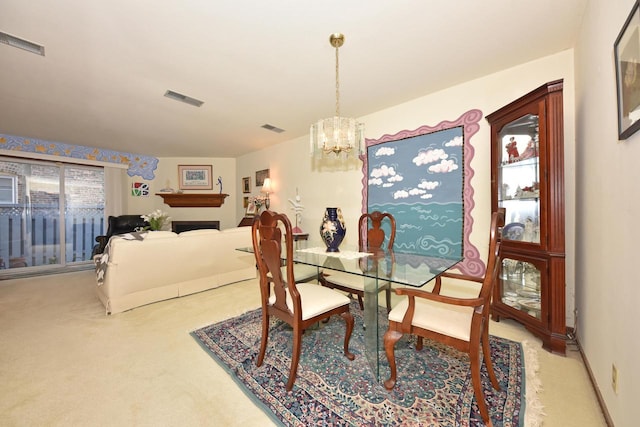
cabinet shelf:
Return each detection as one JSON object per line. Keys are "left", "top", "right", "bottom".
{"left": 500, "top": 196, "right": 540, "bottom": 202}
{"left": 499, "top": 157, "right": 539, "bottom": 168}
{"left": 156, "top": 193, "right": 228, "bottom": 207}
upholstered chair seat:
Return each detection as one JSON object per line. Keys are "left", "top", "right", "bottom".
{"left": 269, "top": 282, "right": 351, "bottom": 321}
{"left": 388, "top": 298, "right": 474, "bottom": 342}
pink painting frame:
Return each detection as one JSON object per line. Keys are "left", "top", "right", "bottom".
{"left": 360, "top": 109, "right": 485, "bottom": 277}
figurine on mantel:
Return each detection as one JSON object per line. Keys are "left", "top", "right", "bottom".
{"left": 159, "top": 179, "right": 174, "bottom": 193}
{"left": 216, "top": 176, "right": 223, "bottom": 194}
{"left": 288, "top": 188, "right": 304, "bottom": 233}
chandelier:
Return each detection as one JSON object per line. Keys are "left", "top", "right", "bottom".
{"left": 310, "top": 33, "right": 364, "bottom": 159}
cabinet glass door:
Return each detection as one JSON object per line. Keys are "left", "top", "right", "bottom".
{"left": 500, "top": 257, "right": 542, "bottom": 320}
{"left": 497, "top": 114, "right": 540, "bottom": 244}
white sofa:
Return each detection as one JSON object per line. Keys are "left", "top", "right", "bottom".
{"left": 95, "top": 227, "right": 256, "bottom": 314}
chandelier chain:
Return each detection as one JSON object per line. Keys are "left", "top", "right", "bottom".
{"left": 335, "top": 44, "right": 340, "bottom": 118}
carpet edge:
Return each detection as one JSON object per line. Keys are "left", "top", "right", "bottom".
{"left": 521, "top": 340, "right": 545, "bottom": 427}
{"left": 189, "top": 329, "right": 285, "bottom": 427}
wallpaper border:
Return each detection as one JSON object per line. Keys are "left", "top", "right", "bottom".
{"left": 0, "top": 133, "right": 158, "bottom": 179}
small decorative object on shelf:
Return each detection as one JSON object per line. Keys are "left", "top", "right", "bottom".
{"left": 288, "top": 187, "right": 305, "bottom": 233}
{"left": 141, "top": 209, "right": 171, "bottom": 231}
{"left": 158, "top": 179, "right": 174, "bottom": 193}
{"left": 518, "top": 138, "right": 538, "bottom": 160}
{"left": 320, "top": 207, "right": 346, "bottom": 252}
{"left": 505, "top": 137, "right": 520, "bottom": 163}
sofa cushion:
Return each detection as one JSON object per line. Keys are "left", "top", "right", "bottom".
{"left": 144, "top": 231, "right": 178, "bottom": 239}
{"left": 221, "top": 227, "right": 249, "bottom": 234}
{"left": 178, "top": 229, "right": 221, "bottom": 237}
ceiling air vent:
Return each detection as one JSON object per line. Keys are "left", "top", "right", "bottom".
{"left": 261, "top": 124, "right": 285, "bottom": 133}
{"left": 164, "top": 90, "right": 204, "bottom": 107}
{"left": 0, "top": 32, "right": 45, "bottom": 56}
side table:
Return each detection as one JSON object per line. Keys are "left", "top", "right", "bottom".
{"left": 237, "top": 217, "right": 255, "bottom": 227}
{"left": 292, "top": 233, "right": 309, "bottom": 251}
{"left": 292, "top": 233, "right": 309, "bottom": 241}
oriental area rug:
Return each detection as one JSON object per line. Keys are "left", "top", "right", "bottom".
{"left": 191, "top": 302, "right": 543, "bottom": 427}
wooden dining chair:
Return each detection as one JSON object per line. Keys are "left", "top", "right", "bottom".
{"left": 251, "top": 210, "right": 355, "bottom": 391}
{"left": 319, "top": 211, "right": 396, "bottom": 311}
{"left": 383, "top": 208, "right": 505, "bottom": 427}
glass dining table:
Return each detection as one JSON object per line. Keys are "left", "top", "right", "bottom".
{"left": 238, "top": 243, "right": 462, "bottom": 381}
{"left": 288, "top": 244, "right": 462, "bottom": 382}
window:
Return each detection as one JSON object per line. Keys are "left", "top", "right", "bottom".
{"left": 0, "top": 175, "right": 17, "bottom": 204}
{"left": 0, "top": 157, "right": 105, "bottom": 274}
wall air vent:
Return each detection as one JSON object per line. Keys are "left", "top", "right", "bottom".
{"left": 261, "top": 124, "right": 285, "bottom": 133}
{"left": 164, "top": 90, "right": 204, "bottom": 107}
{"left": 0, "top": 32, "right": 45, "bottom": 56}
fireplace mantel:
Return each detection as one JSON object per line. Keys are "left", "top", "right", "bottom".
{"left": 156, "top": 193, "right": 228, "bottom": 208}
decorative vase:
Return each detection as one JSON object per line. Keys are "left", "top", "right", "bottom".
{"left": 320, "top": 207, "right": 346, "bottom": 252}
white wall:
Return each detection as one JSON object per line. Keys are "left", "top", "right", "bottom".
{"left": 574, "top": 0, "right": 639, "bottom": 425}
{"left": 124, "top": 157, "right": 238, "bottom": 229}
{"left": 237, "top": 50, "right": 576, "bottom": 324}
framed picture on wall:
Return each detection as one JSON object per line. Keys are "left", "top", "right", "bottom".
{"left": 131, "top": 182, "right": 150, "bottom": 197}
{"left": 362, "top": 109, "right": 484, "bottom": 277}
{"left": 615, "top": 1, "right": 640, "bottom": 139}
{"left": 255, "top": 169, "right": 269, "bottom": 187}
{"left": 246, "top": 201, "right": 257, "bottom": 216}
{"left": 242, "top": 176, "right": 251, "bottom": 193}
{"left": 178, "top": 165, "right": 213, "bottom": 190}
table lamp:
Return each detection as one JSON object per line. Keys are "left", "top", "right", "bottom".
{"left": 261, "top": 178, "right": 272, "bottom": 209}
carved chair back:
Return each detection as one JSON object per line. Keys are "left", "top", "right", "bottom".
{"left": 251, "top": 210, "right": 300, "bottom": 321}
{"left": 358, "top": 211, "right": 396, "bottom": 251}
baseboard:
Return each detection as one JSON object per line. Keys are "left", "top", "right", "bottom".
{"left": 575, "top": 338, "right": 614, "bottom": 427}
{"left": 0, "top": 262, "right": 93, "bottom": 281}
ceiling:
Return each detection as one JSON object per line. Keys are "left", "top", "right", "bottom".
{"left": 0, "top": 0, "right": 587, "bottom": 159}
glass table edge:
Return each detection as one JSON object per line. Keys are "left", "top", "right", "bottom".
{"left": 236, "top": 246, "right": 463, "bottom": 288}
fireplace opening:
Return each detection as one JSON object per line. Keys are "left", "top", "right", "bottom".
{"left": 171, "top": 221, "right": 220, "bottom": 233}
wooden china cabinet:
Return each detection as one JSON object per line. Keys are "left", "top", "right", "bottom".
{"left": 486, "top": 80, "right": 566, "bottom": 354}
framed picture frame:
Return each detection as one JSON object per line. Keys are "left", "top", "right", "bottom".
{"left": 255, "top": 169, "right": 270, "bottom": 187}
{"left": 243, "top": 196, "right": 249, "bottom": 208}
{"left": 242, "top": 176, "right": 251, "bottom": 193}
{"left": 615, "top": 0, "right": 640, "bottom": 139}
{"left": 246, "top": 201, "right": 257, "bottom": 216}
{"left": 362, "top": 109, "right": 484, "bottom": 277}
{"left": 178, "top": 165, "right": 213, "bottom": 190}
